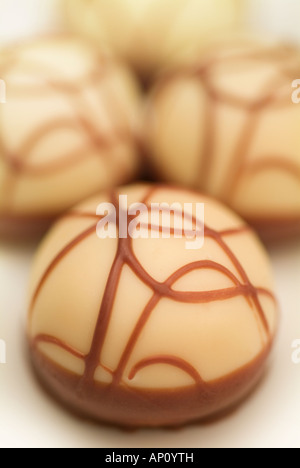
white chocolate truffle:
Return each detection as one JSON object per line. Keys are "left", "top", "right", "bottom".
{"left": 0, "top": 36, "right": 142, "bottom": 238}
{"left": 63, "top": 0, "right": 242, "bottom": 80}
{"left": 27, "top": 184, "right": 278, "bottom": 427}
{"left": 145, "top": 41, "right": 300, "bottom": 239}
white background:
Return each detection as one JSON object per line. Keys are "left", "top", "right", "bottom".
{"left": 0, "top": 0, "right": 300, "bottom": 449}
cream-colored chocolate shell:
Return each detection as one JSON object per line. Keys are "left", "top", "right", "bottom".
{"left": 27, "top": 184, "right": 277, "bottom": 427}
{"left": 145, "top": 41, "right": 300, "bottom": 239}
{"left": 0, "top": 36, "right": 141, "bottom": 236}
{"left": 63, "top": 0, "right": 242, "bottom": 79}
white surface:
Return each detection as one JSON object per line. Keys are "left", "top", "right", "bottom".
{"left": 245, "top": 0, "right": 300, "bottom": 44}
{"left": 0, "top": 0, "right": 300, "bottom": 449}
{"left": 0, "top": 0, "right": 61, "bottom": 44}
{"left": 0, "top": 239, "right": 300, "bottom": 448}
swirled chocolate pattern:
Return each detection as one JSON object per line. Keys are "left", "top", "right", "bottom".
{"left": 146, "top": 40, "right": 300, "bottom": 239}
{"left": 28, "top": 184, "right": 278, "bottom": 427}
{"left": 0, "top": 36, "right": 141, "bottom": 237}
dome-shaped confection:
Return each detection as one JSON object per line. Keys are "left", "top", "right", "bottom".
{"left": 145, "top": 40, "right": 300, "bottom": 240}
{"left": 0, "top": 36, "right": 142, "bottom": 238}
{"left": 28, "top": 184, "right": 278, "bottom": 427}
{"left": 63, "top": 0, "right": 242, "bottom": 80}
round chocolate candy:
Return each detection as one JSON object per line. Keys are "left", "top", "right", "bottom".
{"left": 0, "top": 36, "right": 142, "bottom": 238}
{"left": 145, "top": 40, "right": 300, "bottom": 240}
{"left": 63, "top": 0, "right": 242, "bottom": 81}
{"left": 27, "top": 184, "right": 278, "bottom": 428}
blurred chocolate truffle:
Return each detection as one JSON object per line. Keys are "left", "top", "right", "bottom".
{"left": 0, "top": 36, "right": 142, "bottom": 238}
{"left": 145, "top": 40, "right": 300, "bottom": 240}
{"left": 27, "top": 184, "right": 277, "bottom": 428}
{"left": 63, "top": 0, "right": 242, "bottom": 81}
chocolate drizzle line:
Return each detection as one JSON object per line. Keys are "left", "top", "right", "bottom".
{"left": 128, "top": 356, "right": 204, "bottom": 384}
{"left": 0, "top": 42, "right": 138, "bottom": 213}
{"left": 30, "top": 186, "right": 276, "bottom": 391}
{"left": 34, "top": 334, "right": 85, "bottom": 360}
{"left": 150, "top": 44, "right": 300, "bottom": 202}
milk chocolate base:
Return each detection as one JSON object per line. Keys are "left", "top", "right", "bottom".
{"left": 0, "top": 215, "right": 55, "bottom": 241}
{"left": 30, "top": 343, "right": 271, "bottom": 428}
{"left": 249, "top": 216, "right": 300, "bottom": 242}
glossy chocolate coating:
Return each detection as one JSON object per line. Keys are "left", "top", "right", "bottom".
{"left": 27, "top": 184, "right": 278, "bottom": 427}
